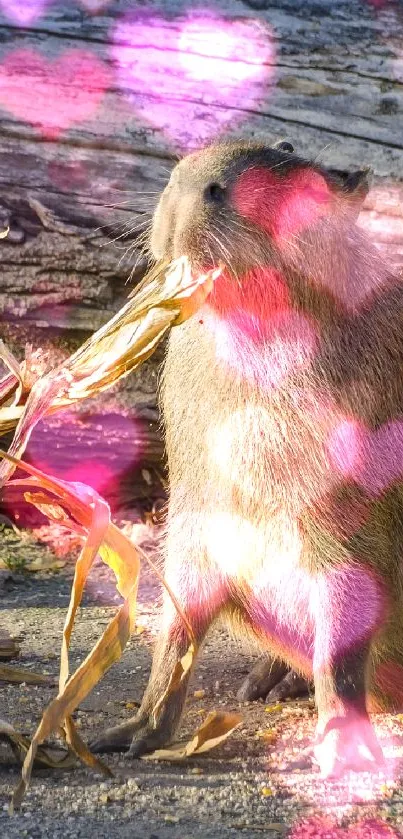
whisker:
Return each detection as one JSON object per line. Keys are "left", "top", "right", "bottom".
{"left": 126, "top": 248, "right": 151, "bottom": 285}
{"left": 94, "top": 212, "right": 151, "bottom": 237}
{"left": 209, "top": 225, "right": 240, "bottom": 286}
{"left": 286, "top": 232, "right": 309, "bottom": 248}
{"left": 121, "top": 223, "right": 152, "bottom": 267}
{"left": 208, "top": 228, "right": 232, "bottom": 263}
{"left": 100, "top": 218, "right": 151, "bottom": 247}
{"left": 99, "top": 215, "right": 151, "bottom": 235}
{"left": 312, "top": 142, "right": 335, "bottom": 163}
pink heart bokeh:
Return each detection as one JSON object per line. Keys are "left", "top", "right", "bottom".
{"left": 1, "top": 411, "right": 144, "bottom": 526}
{"left": 0, "top": 0, "right": 109, "bottom": 25}
{"left": 0, "top": 48, "right": 111, "bottom": 138}
{"left": 207, "top": 306, "right": 318, "bottom": 390}
{"left": 80, "top": 0, "right": 110, "bottom": 11}
{"left": 327, "top": 417, "right": 403, "bottom": 497}
{"left": 205, "top": 268, "right": 318, "bottom": 390}
{"left": 111, "top": 11, "right": 275, "bottom": 148}
{"left": 0, "top": 0, "right": 50, "bottom": 26}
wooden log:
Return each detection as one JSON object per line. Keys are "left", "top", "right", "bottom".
{"left": 0, "top": 0, "right": 401, "bottom": 510}
{"left": 0, "top": 0, "right": 402, "bottom": 331}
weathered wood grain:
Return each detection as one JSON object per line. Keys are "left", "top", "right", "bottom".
{"left": 0, "top": 0, "right": 402, "bottom": 510}
{"left": 0, "top": 0, "right": 402, "bottom": 330}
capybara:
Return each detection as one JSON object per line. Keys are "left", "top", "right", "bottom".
{"left": 93, "top": 139, "right": 403, "bottom": 776}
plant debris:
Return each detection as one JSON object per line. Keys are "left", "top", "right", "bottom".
{"left": 0, "top": 719, "right": 76, "bottom": 771}
{"left": 0, "top": 257, "right": 241, "bottom": 813}
{"left": 0, "top": 665, "right": 56, "bottom": 686}
{"left": 0, "top": 258, "right": 220, "bottom": 481}
{"left": 142, "top": 710, "right": 242, "bottom": 761}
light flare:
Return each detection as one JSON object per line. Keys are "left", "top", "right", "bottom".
{"left": 0, "top": 48, "right": 110, "bottom": 138}
{"left": 289, "top": 816, "right": 402, "bottom": 838}
{"left": 111, "top": 11, "right": 275, "bottom": 148}
{"left": 233, "top": 167, "right": 331, "bottom": 240}
{"left": 328, "top": 418, "right": 403, "bottom": 497}
{"left": 0, "top": 0, "right": 50, "bottom": 25}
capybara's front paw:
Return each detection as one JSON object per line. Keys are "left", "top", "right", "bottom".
{"left": 314, "top": 711, "right": 385, "bottom": 778}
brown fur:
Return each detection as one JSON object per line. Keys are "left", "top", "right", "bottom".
{"left": 93, "top": 140, "right": 403, "bottom": 773}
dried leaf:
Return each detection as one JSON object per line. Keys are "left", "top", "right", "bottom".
{"left": 23, "top": 492, "right": 73, "bottom": 525}
{"left": 264, "top": 703, "right": 283, "bottom": 713}
{"left": 0, "top": 452, "right": 140, "bottom": 810}
{"left": 63, "top": 716, "right": 112, "bottom": 779}
{"left": 0, "top": 404, "right": 24, "bottom": 434}
{"left": 0, "top": 664, "right": 56, "bottom": 685}
{"left": 0, "top": 718, "right": 75, "bottom": 771}
{"left": 0, "top": 420, "right": 199, "bottom": 806}
{"left": 0, "top": 340, "right": 22, "bottom": 385}
{"left": 11, "top": 599, "right": 134, "bottom": 811}
{"left": 257, "top": 728, "right": 277, "bottom": 744}
{"left": 58, "top": 492, "right": 111, "bottom": 692}
{"left": 0, "top": 343, "right": 51, "bottom": 418}
{"left": 152, "top": 644, "right": 196, "bottom": 727}
{"left": 143, "top": 711, "right": 242, "bottom": 761}
{"left": 0, "top": 258, "right": 220, "bottom": 482}
{"left": 0, "top": 373, "right": 18, "bottom": 408}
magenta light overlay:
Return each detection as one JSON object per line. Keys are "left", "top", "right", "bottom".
{"left": 0, "top": 0, "right": 51, "bottom": 26}
{"left": 328, "top": 418, "right": 403, "bottom": 498}
{"left": 0, "top": 48, "right": 110, "bottom": 138}
{"left": 0, "top": 0, "right": 109, "bottom": 25}
{"left": 111, "top": 11, "right": 275, "bottom": 148}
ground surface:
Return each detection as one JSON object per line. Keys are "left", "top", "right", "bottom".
{"left": 1, "top": 537, "right": 403, "bottom": 839}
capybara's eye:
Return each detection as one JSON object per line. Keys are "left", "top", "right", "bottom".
{"left": 277, "top": 141, "right": 294, "bottom": 153}
{"left": 204, "top": 182, "right": 226, "bottom": 203}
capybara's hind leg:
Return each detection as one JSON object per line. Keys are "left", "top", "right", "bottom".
{"left": 92, "top": 520, "right": 228, "bottom": 756}
{"left": 92, "top": 614, "right": 198, "bottom": 756}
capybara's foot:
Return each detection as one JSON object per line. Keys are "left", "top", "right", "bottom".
{"left": 91, "top": 718, "right": 139, "bottom": 753}
{"left": 265, "top": 669, "right": 310, "bottom": 703}
{"left": 128, "top": 725, "right": 170, "bottom": 758}
{"left": 314, "top": 711, "right": 385, "bottom": 778}
{"left": 237, "top": 656, "right": 310, "bottom": 703}
{"left": 91, "top": 715, "right": 173, "bottom": 757}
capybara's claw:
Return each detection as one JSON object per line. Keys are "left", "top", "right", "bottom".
{"left": 266, "top": 670, "right": 310, "bottom": 703}
{"left": 128, "top": 730, "right": 169, "bottom": 757}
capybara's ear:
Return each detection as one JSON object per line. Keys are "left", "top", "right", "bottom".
{"left": 327, "top": 167, "right": 372, "bottom": 216}
{"left": 272, "top": 139, "right": 295, "bottom": 154}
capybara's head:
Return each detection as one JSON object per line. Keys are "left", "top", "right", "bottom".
{"left": 151, "top": 140, "right": 370, "bottom": 281}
